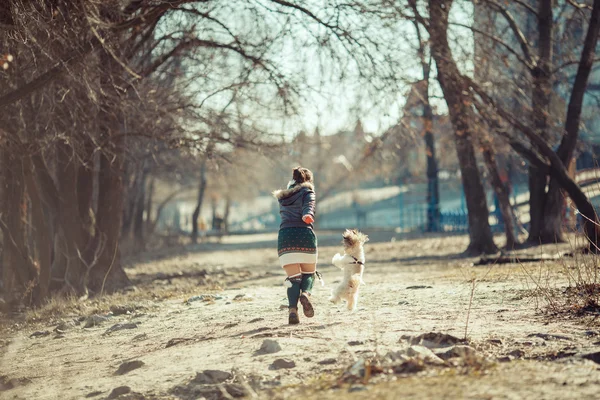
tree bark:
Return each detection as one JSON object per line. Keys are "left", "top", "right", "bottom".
{"left": 191, "top": 159, "right": 208, "bottom": 243}
{"left": 90, "top": 138, "right": 131, "bottom": 294}
{"left": 24, "top": 158, "right": 52, "bottom": 304}
{"left": 87, "top": 38, "right": 131, "bottom": 294}
{"left": 0, "top": 147, "right": 39, "bottom": 305}
{"left": 482, "top": 145, "right": 518, "bottom": 249}
{"left": 55, "top": 140, "right": 88, "bottom": 293}
{"left": 145, "top": 175, "right": 155, "bottom": 231}
{"left": 528, "top": 0, "right": 556, "bottom": 243}
{"left": 78, "top": 136, "right": 95, "bottom": 232}
{"left": 223, "top": 195, "right": 231, "bottom": 234}
{"left": 410, "top": 10, "right": 440, "bottom": 232}
{"left": 424, "top": 92, "right": 440, "bottom": 233}
{"left": 428, "top": 0, "right": 498, "bottom": 255}
{"left": 133, "top": 170, "right": 147, "bottom": 250}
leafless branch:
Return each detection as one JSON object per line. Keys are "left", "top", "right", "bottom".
{"left": 480, "top": 0, "right": 535, "bottom": 66}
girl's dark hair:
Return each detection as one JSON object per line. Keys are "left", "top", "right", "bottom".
{"left": 292, "top": 166, "right": 313, "bottom": 184}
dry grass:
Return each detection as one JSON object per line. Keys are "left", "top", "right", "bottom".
{"left": 261, "top": 353, "right": 497, "bottom": 400}
{"left": 519, "top": 232, "right": 600, "bottom": 319}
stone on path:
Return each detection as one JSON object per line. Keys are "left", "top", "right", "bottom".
{"left": 435, "top": 345, "right": 478, "bottom": 360}
{"left": 84, "top": 315, "right": 109, "bottom": 328}
{"left": 110, "top": 305, "right": 134, "bottom": 316}
{"left": 318, "top": 358, "right": 337, "bottom": 365}
{"left": 270, "top": 358, "right": 296, "bottom": 370}
{"left": 104, "top": 323, "right": 138, "bottom": 335}
{"left": 192, "top": 370, "right": 232, "bottom": 384}
{"left": 29, "top": 330, "right": 50, "bottom": 338}
{"left": 406, "top": 345, "right": 445, "bottom": 364}
{"left": 582, "top": 351, "right": 600, "bottom": 364}
{"left": 114, "top": 360, "right": 145, "bottom": 375}
{"left": 256, "top": 339, "right": 281, "bottom": 355}
{"left": 107, "top": 386, "right": 130, "bottom": 399}
{"left": 407, "top": 332, "right": 464, "bottom": 348}
{"left": 55, "top": 320, "right": 77, "bottom": 332}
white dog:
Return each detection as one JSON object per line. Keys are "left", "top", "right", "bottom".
{"left": 329, "top": 229, "right": 369, "bottom": 311}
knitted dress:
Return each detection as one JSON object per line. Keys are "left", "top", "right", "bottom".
{"left": 273, "top": 182, "right": 317, "bottom": 267}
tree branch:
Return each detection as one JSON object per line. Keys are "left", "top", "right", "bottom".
{"left": 512, "top": 0, "right": 538, "bottom": 16}
{"left": 556, "top": 0, "right": 600, "bottom": 164}
{"left": 481, "top": 0, "right": 535, "bottom": 65}
{"left": 0, "top": 38, "right": 99, "bottom": 109}
{"left": 267, "top": 0, "right": 338, "bottom": 30}
{"left": 449, "top": 21, "right": 533, "bottom": 70}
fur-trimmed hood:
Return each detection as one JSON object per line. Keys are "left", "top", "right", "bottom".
{"left": 272, "top": 182, "right": 314, "bottom": 200}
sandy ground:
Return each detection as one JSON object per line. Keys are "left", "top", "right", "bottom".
{"left": 2, "top": 231, "right": 600, "bottom": 400}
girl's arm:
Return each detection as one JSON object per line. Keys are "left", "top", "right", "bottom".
{"left": 302, "top": 190, "right": 316, "bottom": 224}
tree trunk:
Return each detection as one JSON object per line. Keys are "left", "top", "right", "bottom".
{"left": 428, "top": 0, "right": 498, "bottom": 255}
{"left": 424, "top": 99, "right": 440, "bottom": 233}
{"left": 223, "top": 195, "right": 231, "bottom": 234}
{"left": 410, "top": 11, "right": 440, "bottom": 232}
{"left": 24, "top": 158, "right": 52, "bottom": 304}
{"left": 90, "top": 139, "right": 131, "bottom": 294}
{"left": 145, "top": 175, "right": 155, "bottom": 232}
{"left": 191, "top": 159, "right": 208, "bottom": 243}
{"left": 78, "top": 136, "right": 95, "bottom": 233}
{"left": 55, "top": 140, "right": 88, "bottom": 293}
{"left": 528, "top": 0, "right": 556, "bottom": 243}
{"left": 0, "top": 148, "right": 38, "bottom": 305}
{"left": 546, "top": 158, "right": 600, "bottom": 250}
{"left": 121, "top": 161, "right": 136, "bottom": 237}
{"left": 477, "top": 82, "right": 600, "bottom": 252}
{"left": 133, "top": 170, "right": 147, "bottom": 251}
{"left": 542, "top": 0, "right": 600, "bottom": 242}
{"left": 482, "top": 146, "right": 518, "bottom": 249}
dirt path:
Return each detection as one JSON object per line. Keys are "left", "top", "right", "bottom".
{"left": 2, "top": 233, "right": 600, "bottom": 399}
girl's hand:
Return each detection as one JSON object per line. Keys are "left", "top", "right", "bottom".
{"left": 302, "top": 214, "right": 314, "bottom": 224}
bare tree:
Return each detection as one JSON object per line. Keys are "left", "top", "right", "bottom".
{"left": 426, "top": 0, "right": 498, "bottom": 255}
{"left": 0, "top": 0, "right": 404, "bottom": 307}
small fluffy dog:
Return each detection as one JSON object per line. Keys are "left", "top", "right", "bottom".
{"left": 329, "top": 229, "right": 369, "bottom": 311}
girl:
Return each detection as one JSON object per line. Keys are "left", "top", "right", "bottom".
{"left": 273, "top": 167, "right": 318, "bottom": 324}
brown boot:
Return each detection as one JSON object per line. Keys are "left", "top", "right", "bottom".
{"left": 288, "top": 307, "right": 300, "bottom": 325}
{"left": 299, "top": 293, "right": 314, "bottom": 318}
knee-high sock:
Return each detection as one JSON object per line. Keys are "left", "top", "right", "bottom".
{"left": 301, "top": 273, "right": 315, "bottom": 295}
{"left": 287, "top": 276, "right": 302, "bottom": 308}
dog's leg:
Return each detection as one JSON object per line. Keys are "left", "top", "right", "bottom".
{"left": 346, "top": 294, "right": 355, "bottom": 311}
{"left": 329, "top": 286, "right": 342, "bottom": 304}
{"left": 347, "top": 292, "right": 358, "bottom": 311}
{"left": 331, "top": 253, "right": 345, "bottom": 269}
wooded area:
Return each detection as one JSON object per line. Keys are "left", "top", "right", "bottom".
{"left": 1, "top": 0, "right": 600, "bottom": 309}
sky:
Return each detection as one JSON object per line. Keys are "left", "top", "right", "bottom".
{"left": 283, "top": 1, "right": 475, "bottom": 138}
{"left": 172, "top": 1, "right": 475, "bottom": 140}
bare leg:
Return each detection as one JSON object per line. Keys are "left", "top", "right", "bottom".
{"left": 283, "top": 264, "right": 302, "bottom": 277}
{"left": 299, "top": 263, "right": 316, "bottom": 274}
